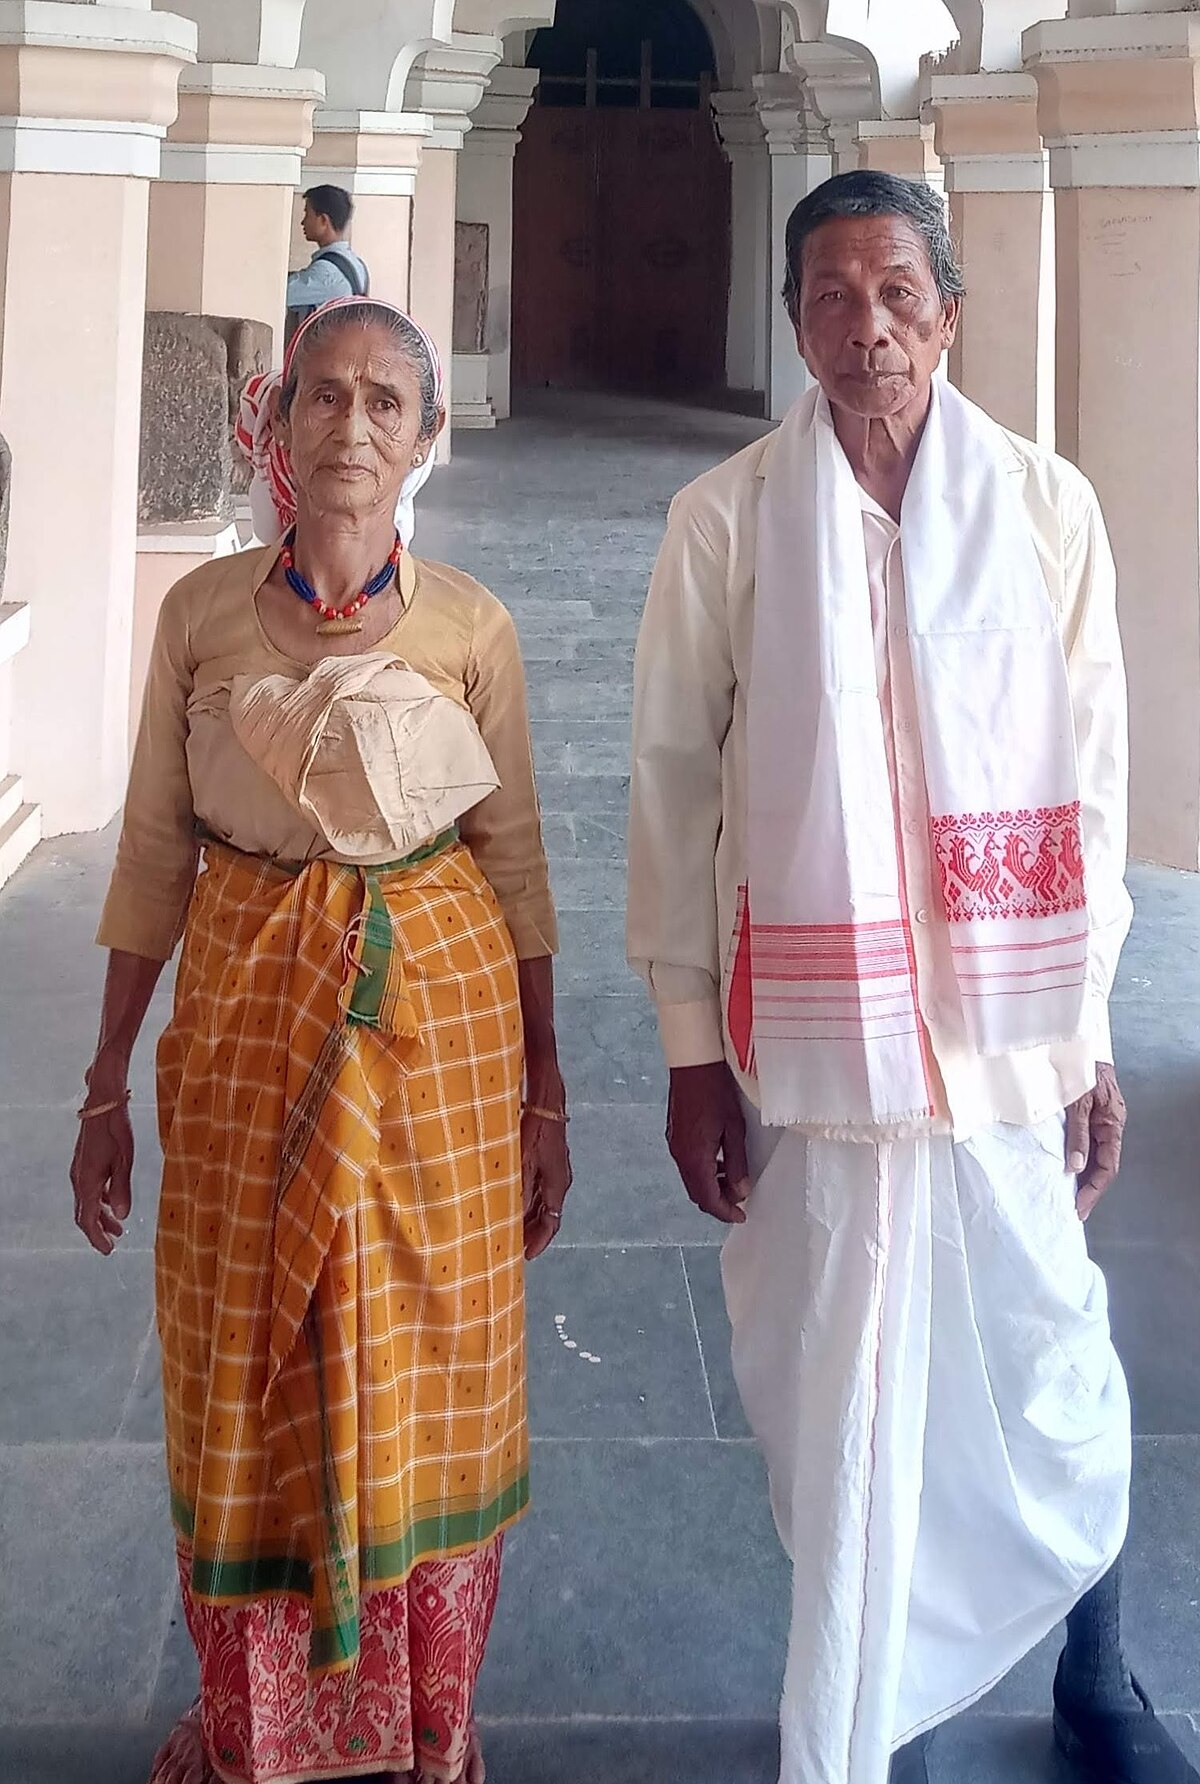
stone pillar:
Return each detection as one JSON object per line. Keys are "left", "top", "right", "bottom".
{"left": 1027, "top": 6, "right": 1200, "bottom": 869}
{"left": 713, "top": 90, "right": 771, "bottom": 407}
{"left": 406, "top": 41, "right": 503, "bottom": 460}
{"left": 857, "top": 118, "right": 944, "bottom": 189}
{"left": 455, "top": 66, "right": 538, "bottom": 422}
{"left": 148, "top": 64, "right": 324, "bottom": 355}
{"left": 755, "top": 75, "right": 834, "bottom": 421}
{"left": 925, "top": 73, "right": 1054, "bottom": 442}
{"left": 304, "top": 110, "right": 433, "bottom": 311}
{"left": 0, "top": 2, "right": 195, "bottom": 841}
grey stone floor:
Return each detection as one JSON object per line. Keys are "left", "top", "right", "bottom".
{"left": 1, "top": 391, "right": 1198, "bottom": 1784}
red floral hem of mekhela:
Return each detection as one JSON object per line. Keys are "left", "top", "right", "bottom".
{"left": 176, "top": 1536, "right": 502, "bottom": 1784}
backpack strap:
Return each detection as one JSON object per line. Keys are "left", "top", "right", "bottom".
{"left": 315, "top": 246, "right": 370, "bottom": 298}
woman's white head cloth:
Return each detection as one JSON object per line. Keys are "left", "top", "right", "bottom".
{"left": 235, "top": 297, "right": 444, "bottom": 549}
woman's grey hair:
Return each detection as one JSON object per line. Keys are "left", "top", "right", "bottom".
{"left": 782, "top": 170, "right": 965, "bottom": 319}
{"left": 279, "top": 302, "right": 442, "bottom": 439}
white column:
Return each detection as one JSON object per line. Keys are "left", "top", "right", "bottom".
{"left": 924, "top": 71, "right": 1055, "bottom": 443}
{"left": 0, "top": 1, "right": 195, "bottom": 843}
{"left": 713, "top": 90, "right": 771, "bottom": 405}
{"left": 149, "top": 63, "right": 324, "bottom": 354}
{"left": 1028, "top": 5, "right": 1200, "bottom": 869}
{"left": 405, "top": 38, "right": 503, "bottom": 460}
{"left": 456, "top": 65, "right": 538, "bottom": 423}
{"left": 303, "top": 110, "right": 433, "bottom": 311}
{"left": 755, "top": 74, "right": 833, "bottom": 421}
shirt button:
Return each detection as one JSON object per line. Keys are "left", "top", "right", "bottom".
{"left": 904, "top": 819, "right": 919, "bottom": 837}
{"left": 915, "top": 908, "right": 930, "bottom": 925}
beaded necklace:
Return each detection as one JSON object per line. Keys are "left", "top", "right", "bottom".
{"left": 280, "top": 528, "right": 402, "bottom": 636}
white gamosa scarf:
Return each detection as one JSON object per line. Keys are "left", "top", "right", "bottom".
{"left": 731, "top": 380, "right": 1088, "bottom": 1128}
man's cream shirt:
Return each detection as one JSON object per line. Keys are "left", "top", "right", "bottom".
{"left": 627, "top": 420, "right": 1133, "bottom": 1141}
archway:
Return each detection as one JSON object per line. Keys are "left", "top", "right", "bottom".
{"left": 511, "top": 0, "right": 732, "bottom": 397}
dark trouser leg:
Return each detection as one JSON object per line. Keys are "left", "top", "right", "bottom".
{"left": 1058, "top": 1555, "right": 1138, "bottom": 1713}
{"left": 889, "top": 1731, "right": 933, "bottom": 1784}
{"left": 1054, "top": 1549, "right": 1200, "bottom": 1781}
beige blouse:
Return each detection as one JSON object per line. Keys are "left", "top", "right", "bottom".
{"left": 98, "top": 543, "right": 558, "bottom": 964}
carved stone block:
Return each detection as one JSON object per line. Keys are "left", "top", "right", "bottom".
{"left": 140, "top": 315, "right": 232, "bottom": 526}
{"left": 454, "top": 222, "right": 490, "bottom": 355}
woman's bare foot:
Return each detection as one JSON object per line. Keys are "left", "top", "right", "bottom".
{"left": 149, "top": 1707, "right": 215, "bottom": 1784}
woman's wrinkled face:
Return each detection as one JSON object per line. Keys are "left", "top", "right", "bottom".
{"left": 793, "top": 214, "right": 959, "bottom": 421}
{"left": 277, "top": 320, "right": 435, "bottom": 517}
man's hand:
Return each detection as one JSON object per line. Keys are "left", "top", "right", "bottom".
{"left": 1066, "top": 1061, "right": 1127, "bottom": 1221}
{"left": 667, "top": 1062, "right": 752, "bottom": 1225}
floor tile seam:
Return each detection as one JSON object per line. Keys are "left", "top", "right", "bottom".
{"left": 474, "top": 1714, "right": 780, "bottom": 1728}
{"left": 0, "top": 1248, "right": 156, "bottom": 1263}
{"left": 141, "top": 1570, "right": 184, "bottom": 1729}
{"left": 528, "top": 1434, "right": 756, "bottom": 1446}
{"left": 0, "top": 1437, "right": 165, "bottom": 1454}
{"left": 1093, "top": 1237, "right": 1200, "bottom": 1255}
{"left": 678, "top": 1244, "right": 721, "bottom": 1440}
{"left": 115, "top": 1314, "right": 159, "bottom": 1440}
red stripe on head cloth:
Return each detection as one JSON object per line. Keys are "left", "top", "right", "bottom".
{"left": 235, "top": 297, "right": 445, "bottom": 546}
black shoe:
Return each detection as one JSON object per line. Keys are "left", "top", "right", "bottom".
{"left": 889, "top": 1731, "right": 933, "bottom": 1784}
{"left": 1053, "top": 1661, "right": 1200, "bottom": 1781}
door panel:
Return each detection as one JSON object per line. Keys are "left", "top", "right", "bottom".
{"left": 513, "top": 104, "right": 731, "bottom": 396}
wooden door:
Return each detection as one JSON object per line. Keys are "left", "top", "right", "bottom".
{"left": 512, "top": 104, "right": 731, "bottom": 395}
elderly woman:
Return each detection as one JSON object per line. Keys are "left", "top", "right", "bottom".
{"left": 71, "top": 297, "right": 571, "bottom": 1784}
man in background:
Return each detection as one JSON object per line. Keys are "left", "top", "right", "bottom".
{"left": 285, "top": 185, "right": 370, "bottom": 338}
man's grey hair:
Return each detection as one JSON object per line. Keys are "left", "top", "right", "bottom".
{"left": 280, "top": 301, "right": 442, "bottom": 440}
{"left": 782, "top": 170, "right": 966, "bottom": 319}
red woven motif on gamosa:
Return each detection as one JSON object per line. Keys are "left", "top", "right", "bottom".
{"left": 930, "top": 802, "right": 1086, "bottom": 924}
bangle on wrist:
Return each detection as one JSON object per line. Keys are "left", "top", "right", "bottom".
{"left": 523, "top": 1102, "right": 569, "bottom": 1125}
{"left": 77, "top": 1090, "right": 131, "bottom": 1121}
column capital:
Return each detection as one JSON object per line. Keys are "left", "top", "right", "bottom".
{"left": 0, "top": 1, "right": 195, "bottom": 60}
{"left": 160, "top": 62, "right": 324, "bottom": 186}
{"left": 787, "top": 39, "right": 877, "bottom": 137}
{"left": 0, "top": 1, "right": 196, "bottom": 177}
{"left": 753, "top": 72, "right": 830, "bottom": 156}
{"left": 307, "top": 109, "right": 433, "bottom": 198}
{"left": 401, "top": 35, "right": 504, "bottom": 150}
{"left": 462, "top": 64, "right": 538, "bottom": 157}
{"left": 923, "top": 70, "right": 1047, "bottom": 192}
{"left": 1025, "top": 10, "right": 1200, "bottom": 190}
{"left": 711, "top": 89, "right": 767, "bottom": 154}
{"left": 856, "top": 117, "right": 942, "bottom": 183}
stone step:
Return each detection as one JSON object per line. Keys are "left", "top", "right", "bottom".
{"left": 0, "top": 601, "right": 30, "bottom": 667}
{"left": 0, "top": 796, "right": 42, "bottom": 891}
{"left": 0, "top": 773, "right": 23, "bottom": 829}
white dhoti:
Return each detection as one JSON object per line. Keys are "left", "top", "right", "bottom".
{"left": 722, "top": 1113, "right": 1131, "bottom": 1784}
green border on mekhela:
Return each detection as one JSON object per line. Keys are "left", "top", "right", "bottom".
{"left": 172, "top": 1471, "right": 529, "bottom": 1613}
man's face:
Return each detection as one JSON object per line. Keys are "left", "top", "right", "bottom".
{"left": 792, "top": 214, "right": 959, "bottom": 421}
{"left": 301, "top": 201, "right": 324, "bottom": 244}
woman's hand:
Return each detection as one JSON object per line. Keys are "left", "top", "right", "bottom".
{"left": 516, "top": 955, "right": 572, "bottom": 1260}
{"left": 521, "top": 1096, "right": 573, "bottom": 1262}
{"left": 70, "top": 1088, "right": 135, "bottom": 1256}
{"left": 71, "top": 950, "right": 165, "bottom": 1255}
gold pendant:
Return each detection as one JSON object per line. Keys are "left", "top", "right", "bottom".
{"left": 315, "top": 617, "right": 365, "bottom": 637}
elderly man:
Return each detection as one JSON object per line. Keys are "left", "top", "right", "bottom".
{"left": 628, "top": 172, "right": 1195, "bottom": 1784}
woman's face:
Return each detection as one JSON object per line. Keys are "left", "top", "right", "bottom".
{"left": 277, "top": 319, "right": 440, "bottom": 519}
